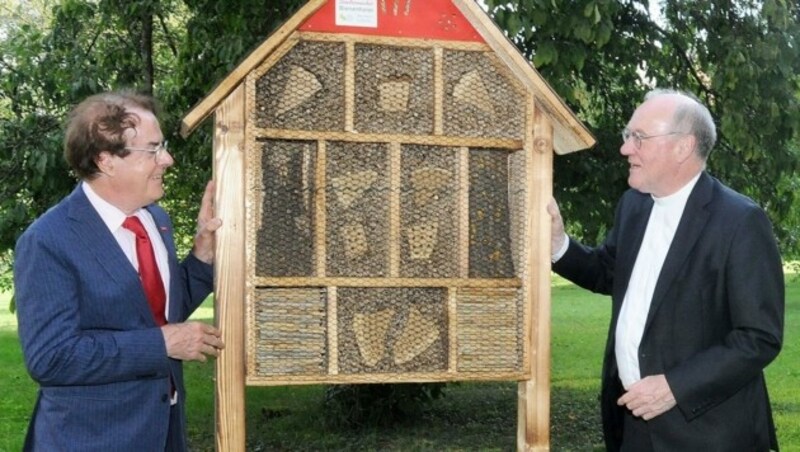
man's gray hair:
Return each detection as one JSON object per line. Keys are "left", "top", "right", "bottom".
{"left": 645, "top": 88, "right": 717, "bottom": 159}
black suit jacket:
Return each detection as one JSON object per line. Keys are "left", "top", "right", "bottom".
{"left": 554, "top": 172, "right": 784, "bottom": 451}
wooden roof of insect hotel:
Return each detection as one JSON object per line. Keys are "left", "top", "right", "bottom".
{"left": 180, "top": 0, "right": 596, "bottom": 154}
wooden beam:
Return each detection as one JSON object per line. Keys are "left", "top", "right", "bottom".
{"left": 388, "top": 142, "right": 402, "bottom": 277}
{"left": 517, "top": 96, "right": 554, "bottom": 452}
{"left": 251, "top": 128, "right": 523, "bottom": 150}
{"left": 253, "top": 277, "right": 521, "bottom": 288}
{"left": 213, "top": 84, "right": 247, "bottom": 452}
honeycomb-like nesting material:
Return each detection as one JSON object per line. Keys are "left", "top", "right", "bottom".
{"left": 255, "top": 139, "right": 317, "bottom": 277}
{"left": 354, "top": 44, "right": 434, "bottom": 135}
{"left": 456, "top": 288, "right": 522, "bottom": 372}
{"left": 254, "top": 40, "right": 345, "bottom": 131}
{"left": 253, "top": 288, "right": 327, "bottom": 376}
{"left": 443, "top": 50, "right": 524, "bottom": 139}
{"left": 469, "top": 149, "right": 515, "bottom": 278}
{"left": 508, "top": 149, "right": 529, "bottom": 279}
{"left": 400, "top": 145, "right": 459, "bottom": 278}
{"left": 337, "top": 287, "right": 448, "bottom": 373}
{"left": 244, "top": 36, "right": 537, "bottom": 382}
{"left": 326, "top": 141, "right": 390, "bottom": 277}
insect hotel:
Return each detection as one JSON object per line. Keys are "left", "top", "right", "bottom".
{"left": 181, "top": 0, "right": 595, "bottom": 450}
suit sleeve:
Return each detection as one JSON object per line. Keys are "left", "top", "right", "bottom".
{"left": 14, "top": 226, "right": 172, "bottom": 387}
{"left": 552, "top": 195, "right": 630, "bottom": 296}
{"left": 666, "top": 207, "right": 784, "bottom": 420}
{"left": 173, "top": 253, "right": 214, "bottom": 322}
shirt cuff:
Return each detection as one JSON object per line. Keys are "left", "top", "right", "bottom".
{"left": 551, "top": 234, "right": 569, "bottom": 263}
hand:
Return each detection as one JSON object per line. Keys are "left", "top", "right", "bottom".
{"left": 617, "top": 374, "right": 677, "bottom": 420}
{"left": 162, "top": 321, "right": 225, "bottom": 362}
{"left": 192, "top": 180, "right": 222, "bottom": 264}
{"left": 547, "top": 198, "right": 566, "bottom": 254}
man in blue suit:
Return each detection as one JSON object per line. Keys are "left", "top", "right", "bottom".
{"left": 15, "top": 91, "right": 225, "bottom": 451}
{"left": 549, "top": 89, "right": 784, "bottom": 451}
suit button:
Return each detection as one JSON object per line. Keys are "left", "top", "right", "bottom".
{"left": 162, "top": 394, "right": 169, "bottom": 403}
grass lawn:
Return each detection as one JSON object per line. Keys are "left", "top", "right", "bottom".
{"left": 1, "top": 276, "right": 797, "bottom": 451}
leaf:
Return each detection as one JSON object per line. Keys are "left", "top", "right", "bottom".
{"left": 533, "top": 41, "right": 557, "bottom": 67}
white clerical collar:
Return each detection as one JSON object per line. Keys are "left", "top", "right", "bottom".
{"left": 651, "top": 172, "right": 702, "bottom": 208}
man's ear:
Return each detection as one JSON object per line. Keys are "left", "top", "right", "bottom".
{"left": 95, "top": 151, "right": 115, "bottom": 176}
{"left": 677, "top": 135, "right": 697, "bottom": 163}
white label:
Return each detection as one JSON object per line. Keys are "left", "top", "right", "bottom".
{"left": 335, "top": 0, "right": 378, "bottom": 28}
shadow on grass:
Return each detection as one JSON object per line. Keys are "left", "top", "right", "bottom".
{"left": 185, "top": 372, "right": 604, "bottom": 451}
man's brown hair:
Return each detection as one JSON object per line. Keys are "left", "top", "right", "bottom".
{"left": 64, "top": 91, "right": 158, "bottom": 180}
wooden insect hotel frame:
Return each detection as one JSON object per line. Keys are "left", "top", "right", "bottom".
{"left": 181, "top": 0, "right": 595, "bottom": 450}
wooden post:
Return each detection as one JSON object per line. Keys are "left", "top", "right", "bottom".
{"left": 517, "top": 98, "right": 554, "bottom": 451}
{"left": 213, "top": 83, "right": 247, "bottom": 452}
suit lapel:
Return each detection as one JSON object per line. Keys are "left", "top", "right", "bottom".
{"left": 644, "top": 172, "right": 714, "bottom": 332}
{"left": 613, "top": 195, "right": 654, "bottom": 309}
{"left": 66, "top": 185, "right": 156, "bottom": 325}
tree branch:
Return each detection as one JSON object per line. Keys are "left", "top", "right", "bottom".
{"left": 157, "top": 13, "right": 178, "bottom": 57}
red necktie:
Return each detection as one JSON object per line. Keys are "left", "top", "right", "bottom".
{"left": 123, "top": 216, "right": 167, "bottom": 326}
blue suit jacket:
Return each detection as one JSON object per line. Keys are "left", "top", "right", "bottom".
{"left": 553, "top": 172, "right": 784, "bottom": 451}
{"left": 15, "top": 184, "right": 214, "bottom": 452}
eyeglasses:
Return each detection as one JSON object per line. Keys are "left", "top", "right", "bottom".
{"left": 621, "top": 129, "right": 687, "bottom": 149}
{"left": 125, "top": 140, "right": 169, "bottom": 160}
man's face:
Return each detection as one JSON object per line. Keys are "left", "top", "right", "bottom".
{"left": 112, "top": 107, "right": 174, "bottom": 210}
{"left": 619, "top": 97, "right": 686, "bottom": 197}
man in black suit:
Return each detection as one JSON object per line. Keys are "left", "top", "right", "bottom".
{"left": 549, "top": 89, "right": 784, "bottom": 451}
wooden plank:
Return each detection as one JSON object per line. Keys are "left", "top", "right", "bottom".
{"left": 180, "top": 0, "right": 328, "bottom": 137}
{"left": 451, "top": 0, "right": 595, "bottom": 155}
{"left": 327, "top": 286, "right": 338, "bottom": 374}
{"left": 315, "top": 140, "right": 327, "bottom": 277}
{"left": 297, "top": 31, "right": 491, "bottom": 51}
{"left": 517, "top": 98, "right": 554, "bottom": 452}
{"left": 253, "top": 277, "right": 521, "bottom": 288}
{"left": 213, "top": 84, "right": 247, "bottom": 452}
{"left": 434, "top": 47, "right": 444, "bottom": 136}
{"left": 458, "top": 146, "right": 470, "bottom": 278}
{"left": 245, "top": 369, "right": 529, "bottom": 386}
{"left": 345, "top": 41, "right": 356, "bottom": 132}
{"left": 251, "top": 128, "right": 523, "bottom": 150}
{"left": 448, "top": 287, "right": 458, "bottom": 372}
{"left": 389, "top": 142, "right": 402, "bottom": 276}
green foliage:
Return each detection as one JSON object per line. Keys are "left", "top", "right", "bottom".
{"left": 487, "top": 0, "right": 800, "bottom": 249}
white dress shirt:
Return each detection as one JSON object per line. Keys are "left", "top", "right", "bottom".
{"left": 82, "top": 182, "right": 171, "bottom": 317}
{"left": 615, "top": 174, "right": 700, "bottom": 388}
